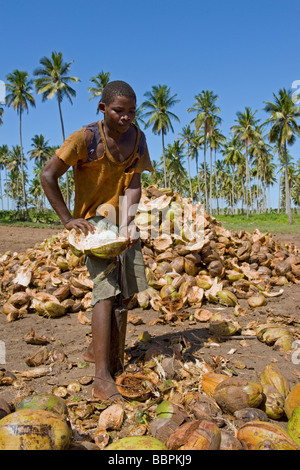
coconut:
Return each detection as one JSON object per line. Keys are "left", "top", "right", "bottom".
{"left": 209, "top": 314, "right": 241, "bottom": 337}
{"left": 285, "top": 383, "right": 300, "bottom": 419}
{"left": 287, "top": 407, "right": 300, "bottom": 447}
{"left": 213, "top": 377, "right": 264, "bottom": 414}
{"left": 167, "top": 419, "right": 221, "bottom": 450}
{"left": 260, "top": 364, "right": 290, "bottom": 398}
{"left": 16, "top": 393, "right": 68, "bottom": 417}
{"left": 68, "top": 227, "right": 128, "bottom": 259}
{"left": 98, "top": 404, "right": 124, "bottom": 430}
{"left": 201, "top": 372, "right": 228, "bottom": 397}
{"left": 237, "top": 420, "right": 299, "bottom": 450}
{"left": 0, "top": 409, "right": 72, "bottom": 450}
{"left": 156, "top": 401, "right": 189, "bottom": 424}
{"left": 31, "top": 292, "right": 67, "bottom": 318}
{"left": 115, "top": 372, "right": 154, "bottom": 401}
{"left": 106, "top": 436, "right": 167, "bottom": 450}
{"left": 261, "top": 384, "right": 285, "bottom": 419}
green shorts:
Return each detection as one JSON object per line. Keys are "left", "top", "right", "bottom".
{"left": 85, "top": 216, "right": 148, "bottom": 306}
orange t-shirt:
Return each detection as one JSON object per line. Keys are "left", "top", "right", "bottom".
{"left": 56, "top": 121, "right": 153, "bottom": 223}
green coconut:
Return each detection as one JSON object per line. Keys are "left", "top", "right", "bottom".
{"left": 0, "top": 409, "right": 72, "bottom": 450}
{"left": 16, "top": 393, "right": 68, "bottom": 417}
{"left": 68, "top": 227, "right": 128, "bottom": 259}
{"left": 156, "top": 401, "right": 175, "bottom": 419}
{"left": 287, "top": 407, "right": 300, "bottom": 447}
{"left": 105, "top": 436, "right": 167, "bottom": 450}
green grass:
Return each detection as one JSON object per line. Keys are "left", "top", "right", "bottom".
{"left": 0, "top": 209, "right": 299, "bottom": 234}
{"left": 216, "top": 211, "right": 300, "bottom": 234}
{"left": 0, "top": 210, "right": 63, "bottom": 229}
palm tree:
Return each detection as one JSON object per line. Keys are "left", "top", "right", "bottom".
{"left": 277, "top": 152, "right": 296, "bottom": 212}
{"left": 213, "top": 158, "right": 226, "bottom": 214}
{"left": 142, "top": 84, "right": 180, "bottom": 188}
{"left": 263, "top": 89, "right": 300, "bottom": 224}
{"left": 178, "top": 125, "right": 194, "bottom": 199}
{"left": 198, "top": 162, "right": 211, "bottom": 206}
{"left": 33, "top": 51, "right": 80, "bottom": 209}
{"left": 0, "top": 107, "right": 3, "bottom": 126}
{"left": 28, "top": 134, "right": 52, "bottom": 167}
{"left": 5, "top": 70, "right": 35, "bottom": 216}
{"left": 88, "top": 70, "right": 110, "bottom": 111}
{"left": 134, "top": 104, "right": 147, "bottom": 128}
{"left": 164, "top": 141, "right": 186, "bottom": 193}
{"left": 29, "top": 172, "right": 45, "bottom": 211}
{"left": 264, "top": 159, "right": 277, "bottom": 213}
{"left": 188, "top": 90, "right": 221, "bottom": 213}
{"left": 0, "top": 145, "right": 10, "bottom": 210}
{"left": 0, "top": 147, "right": 5, "bottom": 209}
{"left": 208, "top": 124, "right": 226, "bottom": 213}
{"left": 190, "top": 131, "right": 203, "bottom": 202}
{"left": 222, "top": 136, "right": 244, "bottom": 214}
{"left": 249, "top": 132, "right": 274, "bottom": 213}
{"left": 231, "top": 107, "right": 260, "bottom": 217}
{"left": 28, "top": 135, "right": 52, "bottom": 210}
{"left": 291, "top": 159, "right": 300, "bottom": 210}
{"left": 149, "top": 160, "right": 164, "bottom": 187}
{"left": 6, "top": 145, "right": 27, "bottom": 210}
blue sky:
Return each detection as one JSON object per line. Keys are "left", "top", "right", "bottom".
{"left": 1, "top": 0, "right": 299, "bottom": 209}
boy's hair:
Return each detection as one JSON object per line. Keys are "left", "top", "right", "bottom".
{"left": 99, "top": 80, "right": 136, "bottom": 109}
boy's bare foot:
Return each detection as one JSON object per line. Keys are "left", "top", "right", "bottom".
{"left": 92, "top": 374, "right": 123, "bottom": 402}
{"left": 83, "top": 345, "right": 95, "bottom": 363}
{"left": 82, "top": 350, "right": 95, "bottom": 362}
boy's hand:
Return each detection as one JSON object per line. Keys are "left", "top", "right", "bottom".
{"left": 119, "top": 222, "right": 140, "bottom": 249}
{"left": 64, "top": 218, "right": 96, "bottom": 236}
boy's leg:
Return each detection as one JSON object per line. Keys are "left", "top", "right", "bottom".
{"left": 83, "top": 300, "right": 128, "bottom": 375}
{"left": 90, "top": 297, "right": 123, "bottom": 401}
{"left": 109, "top": 302, "right": 128, "bottom": 375}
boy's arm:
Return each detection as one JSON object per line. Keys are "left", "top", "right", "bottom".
{"left": 41, "top": 154, "right": 95, "bottom": 235}
{"left": 119, "top": 172, "right": 142, "bottom": 246}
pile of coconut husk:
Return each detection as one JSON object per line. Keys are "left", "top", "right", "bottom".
{"left": 1, "top": 361, "right": 300, "bottom": 450}
{"left": 1, "top": 186, "right": 300, "bottom": 450}
{"left": 0, "top": 185, "right": 299, "bottom": 330}
{"left": 130, "top": 186, "right": 300, "bottom": 352}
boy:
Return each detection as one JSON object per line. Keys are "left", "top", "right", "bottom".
{"left": 41, "top": 80, "right": 153, "bottom": 401}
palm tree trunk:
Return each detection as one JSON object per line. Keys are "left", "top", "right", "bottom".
{"left": 162, "top": 131, "right": 167, "bottom": 188}
{"left": 187, "top": 144, "right": 193, "bottom": 200}
{"left": 214, "top": 150, "right": 219, "bottom": 215}
{"left": 278, "top": 171, "right": 281, "bottom": 214}
{"left": 57, "top": 96, "right": 70, "bottom": 209}
{"left": 196, "top": 155, "right": 201, "bottom": 202}
{"left": 245, "top": 142, "right": 250, "bottom": 218}
{"left": 256, "top": 172, "right": 259, "bottom": 214}
{"left": 241, "top": 176, "right": 246, "bottom": 213}
{"left": 284, "top": 143, "right": 293, "bottom": 224}
{"left": 19, "top": 110, "right": 29, "bottom": 217}
{"left": 0, "top": 170, "right": 3, "bottom": 210}
{"left": 231, "top": 166, "right": 235, "bottom": 215}
{"left": 5, "top": 167, "right": 9, "bottom": 211}
{"left": 209, "top": 145, "right": 213, "bottom": 215}
{"left": 203, "top": 138, "right": 208, "bottom": 212}
{"left": 263, "top": 171, "right": 267, "bottom": 214}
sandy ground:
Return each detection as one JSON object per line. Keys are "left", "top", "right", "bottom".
{"left": 0, "top": 226, "right": 299, "bottom": 407}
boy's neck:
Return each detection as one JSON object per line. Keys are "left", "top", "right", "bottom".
{"left": 102, "top": 120, "right": 130, "bottom": 142}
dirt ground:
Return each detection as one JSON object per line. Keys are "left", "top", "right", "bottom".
{"left": 0, "top": 226, "right": 300, "bottom": 408}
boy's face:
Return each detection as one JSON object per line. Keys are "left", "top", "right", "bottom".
{"left": 99, "top": 95, "right": 136, "bottom": 134}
